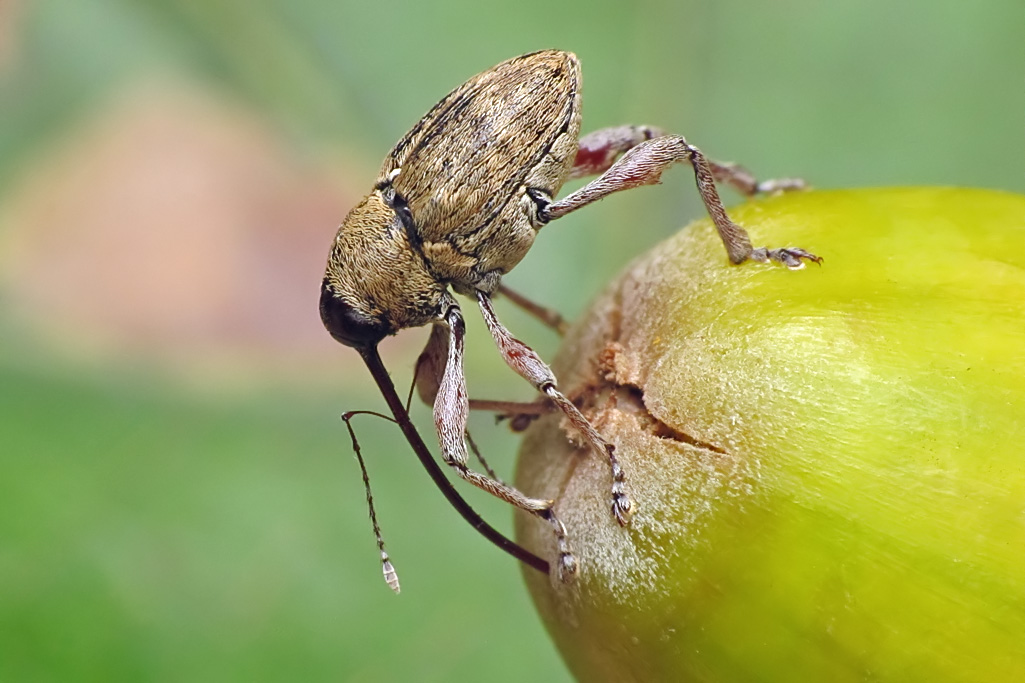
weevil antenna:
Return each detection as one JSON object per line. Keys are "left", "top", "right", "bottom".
{"left": 342, "top": 410, "right": 401, "bottom": 593}
{"left": 357, "top": 344, "right": 550, "bottom": 575}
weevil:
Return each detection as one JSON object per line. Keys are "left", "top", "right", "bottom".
{"left": 320, "top": 50, "right": 819, "bottom": 591}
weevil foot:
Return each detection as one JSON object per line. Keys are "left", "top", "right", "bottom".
{"left": 544, "top": 509, "right": 578, "bottom": 582}
{"left": 613, "top": 500, "right": 632, "bottom": 527}
{"left": 556, "top": 551, "right": 579, "bottom": 582}
{"left": 750, "top": 246, "right": 822, "bottom": 270}
{"left": 612, "top": 491, "right": 633, "bottom": 527}
{"left": 609, "top": 457, "right": 633, "bottom": 526}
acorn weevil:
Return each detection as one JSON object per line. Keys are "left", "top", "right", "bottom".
{"left": 320, "top": 49, "right": 819, "bottom": 591}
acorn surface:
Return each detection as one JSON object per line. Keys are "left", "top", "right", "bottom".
{"left": 514, "top": 188, "right": 1025, "bottom": 682}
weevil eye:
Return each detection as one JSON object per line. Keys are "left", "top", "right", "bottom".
{"left": 319, "top": 279, "right": 390, "bottom": 348}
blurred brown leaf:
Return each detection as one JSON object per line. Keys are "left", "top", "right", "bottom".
{"left": 0, "top": 80, "right": 366, "bottom": 382}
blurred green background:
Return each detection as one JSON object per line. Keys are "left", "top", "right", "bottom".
{"left": 0, "top": 0, "right": 1022, "bottom": 681}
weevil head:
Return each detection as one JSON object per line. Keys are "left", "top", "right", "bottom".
{"left": 320, "top": 191, "right": 445, "bottom": 349}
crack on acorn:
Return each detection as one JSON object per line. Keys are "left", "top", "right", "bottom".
{"left": 503, "top": 290, "right": 728, "bottom": 458}
{"left": 528, "top": 350, "right": 730, "bottom": 457}
{"left": 615, "top": 384, "right": 728, "bottom": 455}
{"left": 592, "top": 338, "right": 730, "bottom": 456}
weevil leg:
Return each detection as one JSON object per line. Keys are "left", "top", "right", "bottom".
{"left": 413, "top": 323, "right": 448, "bottom": 408}
{"left": 434, "top": 296, "right": 577, "bottom": 581}
{"left": 468, "top": 285, "right": 564, "bottom": 428}
{"left": 568, "top": 124, "right": 663, "bottom": 179}
{"left": 477, "top": 290, "right": 633, "bottom": 526}
{"left": 414, "top": 323, "right": 549, "bottom": 437}
{"left": 571, "top": 125, "right": 807, "bottom": 197}
{"left": 707, "top": 160, "right": 807, "bottom": 196}
{"left": 469, "top": 398, "right": 554, "bottom": 437}
{"left": 468, "top": 398, "right": 553, "bottom": 417}
{"left": 497, "top": 284, "right": 569, "bottom": 336}
{"left": 553, "top": 132, "right": 820, "bottom": 268}
{"left": 414, "top": 314, "right": 555, "bottom": 423}
{"left": 412, "top": 324, "right": 508, "bottom": 482}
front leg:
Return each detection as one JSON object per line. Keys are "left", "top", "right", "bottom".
{"left": 412, "top": 323, "right": 508, "bottom": 481}
{"left": 433, "top": 297, "right": 577, "bottom": 581}
{"left": 553, "top": 131, "right": 820, "bottom": 268}
{"left": 414, "top": 318, "right": 554, "bottom": 453}
{"left": 476, "top": 290, "right": 633, "bottom": 526}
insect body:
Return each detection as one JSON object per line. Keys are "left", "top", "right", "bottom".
{"left": 321, "top": 50, "right": 818, "bottom": 590}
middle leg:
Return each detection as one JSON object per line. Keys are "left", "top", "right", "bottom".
{"left": 497, "top": 284, "right": 569, "bottom": 336}
{"left": 477, "top": 289, "right": 632, "bottom": 527}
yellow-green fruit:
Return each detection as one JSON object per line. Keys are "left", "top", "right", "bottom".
{"left": 515, "top": 188, "right": 1025, "bottom": 682}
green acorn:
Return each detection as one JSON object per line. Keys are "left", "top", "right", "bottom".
{"left": 515, "top": 188, "right": 1025, "bottom": 682}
